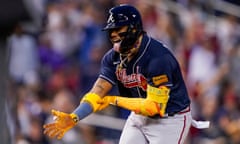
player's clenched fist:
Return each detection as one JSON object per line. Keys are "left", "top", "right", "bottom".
{"left": 43, "top": 109, "right": 79, "bottom": 139}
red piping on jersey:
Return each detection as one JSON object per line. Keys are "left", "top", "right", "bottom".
{"left": 178, "top": 115, "right": 186, "bottom": 144}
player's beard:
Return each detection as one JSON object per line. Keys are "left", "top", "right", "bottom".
{"left": 112, "top": 34, "right": 137, "bottom": 55}
{"left": 114, "top": 43, "right": 138, "bottom": 66}
{"left": 113, "top": 41, "right": 133, "bottom": 57}
{"left": 113, "top": 40, "right": 137, "bottom": 56}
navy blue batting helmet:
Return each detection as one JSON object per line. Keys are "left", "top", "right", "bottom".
{"left": 103, "top": 4, "right": 143, "bottom": 31}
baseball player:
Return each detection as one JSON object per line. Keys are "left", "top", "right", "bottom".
{"left": 43, "top": 4, "right": 208, "bottom": 144}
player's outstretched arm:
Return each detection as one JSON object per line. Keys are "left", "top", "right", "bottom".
{"left": 99, "top": 85, "right": 170, "bottom": 117}
{"left": 43, "top": 78, "right": 113, "bottom": 139}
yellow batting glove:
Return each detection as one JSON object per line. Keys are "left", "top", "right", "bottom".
{"left": 97, "top": 96, "right": 117, "bottom": 110}
{"left": 81, "top": 93, "right": 115, "bottom": 112}
{"left": 43, "top": 110, "right": 79, "bottom": 139}
{"left": 135, "top": 99, "right": 161, "bottom": 116}
{"left": 81, "top": 93, "right": 102, "bottom": 112}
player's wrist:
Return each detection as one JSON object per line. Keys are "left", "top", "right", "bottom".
{"left": 81, "top": 93, "right": 102, "bottom": 112}
{"left": 70, "top": 113, "right": 79, "bottom": 124}
{"left": 72, "top": 102, "right": 94, "bottom": 120}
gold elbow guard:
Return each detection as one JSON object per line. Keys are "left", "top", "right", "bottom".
{"left": 147, "top": 85, "right": 170, "bottom": 116}
{"left": 81, "top": 93, "right": 102, "bottom": 112}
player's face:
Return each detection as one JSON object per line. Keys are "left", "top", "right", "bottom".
{"left": 109, "top": 26, "right": 128, "bottom": 44}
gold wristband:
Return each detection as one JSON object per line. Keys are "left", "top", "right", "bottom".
{"left": 70, "top": 113, "right": 79, "bottom": 123}
{"left": 81, "top": 93, "right": 102, "bottom": 112}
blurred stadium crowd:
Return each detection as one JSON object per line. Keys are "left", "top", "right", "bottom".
{"left": 4, "top": 0, "right": 240, "bottom": 144}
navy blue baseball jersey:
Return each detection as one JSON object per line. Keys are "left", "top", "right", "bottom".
{"left": 99, "top": 34, "right": 190, "bottom": 114}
